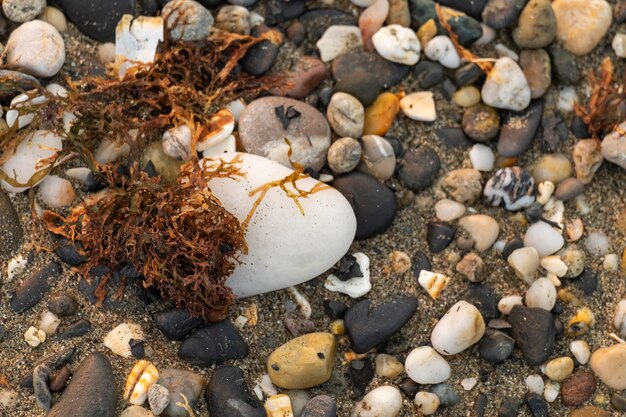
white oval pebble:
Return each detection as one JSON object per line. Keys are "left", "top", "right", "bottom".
{"left": 544, "top": 382, "right": 559, "bottom": 403}
{"left": 372, "top": 25, "right": 420, "bottom": 65}
{"left": 524, "top": 221, "right": 564, "bottom": 257}
{"left": 540, "top": 256, "right": 567, "bottom": 277}
{"left": 461, "top": 377, "right": 478, "bottom": 391}
{"left": 508, "top": 247, "right": 540, "bottom": 284}
{"left": 431, "top": 301, "right": 485, "bottom": 355}
{"left": 38, "top": 175, "right": 75, "bottom": 208}
{"left": 569, "top": 340, "right": 591, "bottom": 365}
{"left": 458, "top": 214, "right": 499, "bottom": 252}
{"left": 405, "top": 346, "right": 451, "bottom": 384}
{"left": 316, "top": 25, "right": 363, "bottom": 62}
{"left": 469, "top": 144, "right": 495, "bottom": 172}
{"left": 557, "top": 86, "right": 578, "bottom": 113}
{"left": 603, "top": 253, "right": 619, "bottom": 271}
{"left": 613, "top": 33, "right": 626, "bottom": 58}
{"left": 39, "top": 311, "right": 61, "bottom": 335}
{"left": 614, "top": 299, "right": 626, "bottom": 337}
{"left": 525, "top": 277, "right": 556, "bottom": 311}
{"left": 435, "top": 199, "right": 465, "bottom": 222}
{"left": 498, "top": 295, "right": 523, "bottom": 315}
{"left": 424, "top": 35, "right": 460, "bottom": 68}
{"left": 525, "top": 374, "right": 544, "bottom": 395}
{"left": 414, "top": 392, "right": 439, "bottom": 415}
{"left": 351, "top": 386, "right": 402, "bottom": 417}
{"left": 399, "top": 91, "right": 436, "bottom": 122}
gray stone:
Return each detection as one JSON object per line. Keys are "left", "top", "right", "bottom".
{"left": 497, "top": 99, "right": 544, "bottom": 157}
{"left": 0, "top": 190, "right": 22, "bottom": 259}
{"left": 10, "top": 263, "right": 60, "bottom": 313}
{"left": 327, "top": 137, "right": 362, "bottom": 174}
{"left": 2, "top": 0, "right": 45, "bottom": 22}
{"left": 482, "top": 0, "right": 528, "bottom": 29}
{"left": 33, "top": 364, "right": 51, "bottom": 411}
{"left": 554, "top": 177, "right": 584, "bottom": 201}
{"left": 158, "top": 369, "right": 205, "bottom": 417}
{"left": 301, "top": 395, "right": 337, "bottom": 417}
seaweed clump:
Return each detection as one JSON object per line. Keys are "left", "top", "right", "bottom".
{"left": 0, "top": 25, "right": 282, "bottom": 321}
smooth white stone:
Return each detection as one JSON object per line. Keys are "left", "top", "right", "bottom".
{"left": 557, "top": 86, "right": 578, "bottom": 113}
{"left": 316, "top": 25, "right": 363, "bottom": 62}
{"left": 613, "top": 33, "right": 626, "bottom": 57}
{"left": 201, "top": 134, "right": 237, "bottom": 158}
{"left": 537, "top": 181, "right": 555, "bottom": 205}
{"left": 39, "top": 310, "right": 60, "bottom": 335}
{"left": 351, "top": 386, "right": 402, "bottom": 417}
{"left": 498, "top": 295, "right": 523, "bottom": 315}
{"left": 325, "top": 252, "right": 371, "bottom": 298}
{"left": 569, "top": 340, "right": 591, "bottom": 365}
{"left": 461, "top": 378, "right": 478, "bottom": 391}
{"left": 249, "top": 11, "right": 264, "bottom": 28}
{"left": 469, "top": 144, "right": 495, "bottom": 172}
{"left": 431, "top": 301, "right": 485, "bottom": 355}
{"left": 424, "top": 35, "right": 460, "bottom": 68}
{"left": 508, "top": 247, "right": 540, "bottom": 283}
{"left": 204, "top": 153, "right": 356, "bottom": 297}
{"left": 38, "top": 175, "right": 75, "bottom": 208}
{"left": 414, "top": 392, "right": 439, "bottom": 415}
{"left": 604, "top": 253, "right": 619, "bottom": 271}
{"left": 7, "top": 254, "right": 28, "bottom": 281}
{"left": 540, "top": 256, "right": 567, "bottom": 277}
{"left": 614, "top": 299, "right": 626, "bottom": 336}
{"left": 525, "top": 374, "right": 544, "bottom": 395}
{"left": 493, "top": 240, "right": 506, "bottom": 253}
{"left": 525, "top": 278, "right": 556, "bottom": 311}
{"left": 65, "top": 167, "right": 91, "bottom": 183}
{"left": 1, "top": 130, "right": 63, "bottom": 193}
{"left": 226, "top": 98, "right": 246, "bottom": 122}
{"left": 544, "top": 382, "right": 559, "bottom": 403}
{"left": 524, "top": 221, "right": 564, "bottom": 257}
{"left": 435, "top": 199, "right": 465, "bottom": 222}
{"left": 45, "top": 83, "right": 68, "bottom": 98}
{"left": 458, "top": 214, "right": 499, "bottom": 252}
{"left": 405, "top": 346, "right": 451, "bottom": 384}
{"left": 482, "top": 57, "right": 531, "bottom": 111}
{"left": 399, "top": 92, "right": 436, "bottom": 122}
{"left": 583, "top": 231, "right": 610, "bottom": 256}
{"left": 4, "top": 20, "right": 65, "bottom": 78}
{"left": 372, "top": 25, "right": 420, "bottom": 65}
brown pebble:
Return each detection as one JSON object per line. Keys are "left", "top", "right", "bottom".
{"left": 48, "top": 366, "right": 70, "bottom": 392}
{"left": 456, "top": 252, "right": 485, "bottom": 282}
{"left": 561, "top": 371, "right": 596, "bottom": 406}
{"left": 569, "top": 405, "right": 610, "bottom": 417}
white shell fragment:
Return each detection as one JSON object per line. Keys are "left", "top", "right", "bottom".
{"left": 116, "top": 15, "right": 164, "bottom": 79}
{"left": 418, "top": 270, "right": 449, "bottom": 300}
{"left": 431, "top": 301, "right": 485, "bottom": 355}
{"left": 325, "top": 253, "right": 371, "bottom": 298}
{"left": 104, "top": 323, "right": 145, "bottom": 358}
{"left": 508, "top": 247, "right": 540, "bottom": 284}
{"left": 124, "top": 360, "right": 159, "bottom": 406}
{"left": 372, "top": 25, "right": 420, "bottom": 65}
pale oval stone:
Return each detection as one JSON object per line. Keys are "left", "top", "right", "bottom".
{"left": 452, "top": 86, "right": 481, "bottom": 108}
{"left": 40, "top": 7, "right": 67, "bottom": 33}
{"left": 583, "top": 231, "right": 610, "bottom": 257}
{"left": 531, "top": 153, "right": 572, "bottom": 184}
{"left": 351, "top": 386, "right": 402, "bottom": 417}
{"left": 372, "top": 24, "right": 420, "bottom": 65}
{"left": 544, "top": 382, "right": 559, "bottom": 403}
{"left": 498, "top": 295, "right": 523, "bottom": 315}
{"left": 461, "top": 378, "right": 478, "bottom": 391}
{"left": 405, "top": 346, "right": 451, "bottom": 384}
{"left": 482, "top": 57, "right": 531, "bottom": 111}
{"left": 458, "top": 215, "right": 499, "bottom": 252}
{"left": 603, "top": 253, "right": 619, "bottom": 271}
{"left": 525, "top": 277, "right": 556, "bottom": 311}
{"left": 569, "top": 340, "right": 591, "bottom": 365}
{"left": 214, "top": 5, "right": 250, "bottom": 35}
{"left": 431, "top": 301, "right": 485, "bottom": 355}
{"left": 469, "top": 144, "right": 495, "bottom": 172}
{"left": 375, "top": 354, "right": 404, "bottom": 378}
{"left": 613, "top": 33, "right": 626, "bottom": 58}
{"left": 590, "top": 344, "right": 626, "bottom": 389}
{"left": 359, "top": 0, "right": 389, "bottom": 50}
{"left": 327, "top": 92, "right": 364, "bottom": 138}
{"left": 39, "top": 310, "right": 60, "bottom": 335}
{"left": 414, "top": 392, "right": 440, "bottom": 415}
{"left": 1, "top": 130, "right": 63, "bottom": 193}
{"left": 524, "top": 221, "right": 564, "bottom": 257}
{"left": 399, "top": 91, "right": 436, "bottom": 122}
{"left": 508, "top": 247, "right": 540, "bottom": 283}
{"left": 614, "top": 299, "right": 626, "bottom": 336}
{"left": 5, "top": 20, "right": 65, "bottom": 78}
{"left": 540, "top": 256, "right": 567, "bottom": 277}
{"left": 204, "top": 153, "right": 356, "bottom": 297}
{"left": 557, "top": 86, "right": 578, "bottom": 113}
{"left": 317, "top": 25, "right": 363, "bottom": 62}
{"left": 434, "top": 199, "right": 465, "bottom": 222}
{"left": 97, "top": 42, "right": 116, "bottom": 64}
{"left": 38, "top": 175, "right": 75, "bottom": 208}
{"left": 327, "top": 137, "right": 362, "bottom": 174}
{"left": 552, "top": 0, "right": 612, "bottom": 56}
{"left": 424, "top": 35, "right": 460, "bottom": 68}
{"left": 526, "top": 374, "right": 544, "bottom": 394}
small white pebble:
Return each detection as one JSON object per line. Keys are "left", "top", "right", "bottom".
{"left": 575, "top": 195, "right": 590, "bottom": 215}
{"left": 603, "top": 253, "right": 619, "bottom": 271}
{"left": 525, "top": 374, "right": 544, "bottom": 395}
{"left": 544, "top": 382, "right": 560, "bottom": 403}
{"left": 39, "top": 311, "right": 60, "bottom": 335}
{"left": 97, "top": 42, "right": 116, "bottom": 64}
{"left": 498, "top": 295, "right": 523, "bottom": 315}
{"left": 461, "top": 377, "right": 478, "bottom": 391}
{"left": 400, "top": 91, "right": 436, "bottom": 122}
{"left": 537, "top": 181, "right": 555, "bottom": 205}
{"left": 434, "top": 199, "right": 465, "bottom": 222}
{"left": 469, "top": 144, "right": 495, "bottom": 172}
{"left": 493, "top": 240, "right": 506, "bottom": 253}
{"left": 613, "top": 33, "right": 626, "bottom": 58}
{"left": 508, "top": 247, "right": 540, "bottom": 284}
{"left": 525, "top": 278, "right": 556, "bottom": 311}
{"left": 7, "top": 254, "right": 28, "bottom": 281}
{"left": 38, "top": 175, "right": 76, "bottom": 208}
{"left": 234, "top": 315, "right": 248, "bottom": 329}
{"left": 414, "top": 391, "right": 440, "bottom": 415}
{"left": 569, "top": 340, "right": 591, "bottom": 364}
{"left": 557, "top": 86, "right": 578, "bottom": 113}
{"left": 24, "top": 326, "right": 46, "bottom": 347}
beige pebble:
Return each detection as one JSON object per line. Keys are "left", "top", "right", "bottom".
{"left": 24, "top": 326, "right": 46, "bottom": 347}
{"left": 98, "top": 42, "right": 116, "bottom": 64}
{"left": 572, "top": 139, "right": 604, "bottom": 184}
{"left": 570, "top": 340, "right": 591, "bottom": 365}
{"left": 414, "top": 391, "right": 439, "bottom": 415}
{"left": 265, "top": 394, "right": 294, "bottom": 417}
{"left": 590, "top": 344, "right": 626, "bottom": 389}
{"left": 544, "top": 357, "right": 574, "bottom": 381}
{"left": 452, "top": 86, "right": 481, "bottom": 108}
{"left": 375, "top": 354, "right": 404, "bottom": 378}
{"left": 552, "top": 0, "right": 612, "bottom": 56}
{"left": 456, "top": 252, "right": 485, "bottom": 282}
{"left": 388, "top": 251, "right": 411, "bottom": 274}
{"left": 566, "top": 218, "right": 584, "bottom": 242}
{"left": 458, "top": 214, "right": 499, "bottom": 252}
{"left": 40, "top": 6, "right": 67, "bottom": 32}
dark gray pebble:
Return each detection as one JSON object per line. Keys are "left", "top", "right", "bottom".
{"left": 49, "top": 366, "right": 70, "bottom": 393}
{"left": 301, "top": 395, "right": 337, "bottom": 417}
{"left": 399, "top": 377, "right": 420, "bottom": 399}
{"left": 525, "top": 392, "right": 548, "bottom": 417}
{"left": 436, "top": 0, "right": 487, "bottom": 18}
{"left": 502, "top": 237, "right": 524, "bottom": 260}
{"left": 540, "top": 109, "right": 568, "bottom": 152}
{"left": 499, "top": 397, "right": 522, "bottom": 417}
{"left": 53, "top": 238, "right": 86, "bottom": 266}
{"left": 431, "top": 383, "right": 460, "bottom": 407}
{"left": 454, "top": 63, "right": 485, "bottom": 86}
{"left": 411, "top": 250, "right": 432, "bottom": 279}
{"left": 549, "top": 46, "right": 580, "bottom": 85}
{"left": 497, "top": 99, "right": 544, "bottom": 157}
{"left": 48, "top": 292, "right": 79, "bottom": 317}
{"left": 398, "top": 146, "right": 441, "bottom": 192}
{"left": 333, "top": 70, "right": 381, "bottom": 107}
{"left": 10, "top": 262, "right": 60, "bottom": 313}
{"left": 554, "top": 177, "right": 584, "bottom": 201}
{"left": 204, "top": 365, "right": 265, "bottom": 417}
{"left": 573, "top": 268, "right": 598, "bottom": 296}
{"left": 481, "top": 0, "right": 528, "bottom": 29}
{"left": 347, "top": 358, "right": 374, "bottom": 399}
{"left": 57, "top": 319, "right": 91, "bottom": 340}
{"left": 435, "top": 127, "right": 473, "bottom": 148}
{"left": 472, "top": 393, "right": 488, "bottom": 417}
{"left": 467, "top": 283, "right": 500, "bottom": 319}
{"left": 0, "top": 190, "right": 23, "bottom": 259}
{"left": 178, "top": 320, "right": 248, "bottom": 367}
{"left": 60, "top": 0, "right": 133, "bottom": 42}
{"left": 509, "top": 305, "right": 556, "bottom": 366}
{"left": 610, "top": 392, "right": 626, "bottom": 411}
{"left": 479, "top": 330, "right": 515, "bottom": 363}
{"left": 33, "top": 365, "right": 51, "bottom": 411}
{"left": 155, "top": 308, "right": 205, "bottom": 341}
{"left": 426, "top": 222, "right": 456, "bottom": 253}
{"left": 570, "top": 116, "right": 590, "bottom": 138}
{"left": 323, "top": 300, "right": 348, "bottom": 320}
{"left": 241, "top": 39, "right": 279, "bottom": 75}
{"left": 414, "top": 61, "right": 444, "bottom": 89}
{"left": 331, "top": 52, "right": 409, "bottom": 89}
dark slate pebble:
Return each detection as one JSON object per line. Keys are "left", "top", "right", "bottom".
{"left": 10, "top": 262, "right": 60, "bottom": 313}
{"left": 472, "top": 393, "right": 488, "bottom": 417}
{"left": 0, "top": 190, "right": 23, "bottom": 259}
{"left": 178, "top": 320, "right": 249, "bottom": 367}
{"left": 524, "top": 202, "right": 544, "bottom": 223}
{"left": 426, "top": 222, "right": 456, "bottom": 253}
{"left": 497, "top": 99, "right": 544, "bottom": 157}
{"left": 525, "top": 392, "right": 548, "bottom": 417}
{"left": 33, "top": 364, "right": 51, "bottom": 411}
{"left": 130, "top": 339, "right": 145, "bottom": 359}
{"left": 20, "top": 347, "right": 76, "bottom": 389}
{"left": 386, "top": 136, "right": 404, "bottom": 157}
{"left": 301, "top": 395, "right": 337, "bottom": 417}
{"left": 398, "top": 146, "right": 441, "bottom": 191}
{"left": 333, "top": 254, "right": 362, "bottom": 281}
{"left": 346, "top": 359, "right": 374, "bottom": 399}
{"left": 502, "top": 237, "right": 524, "bottom": 260}
{"left": 287, "top": 20, "right": 306, "bottom": 46}
{"left": 0, "top": 325, "right": 6, "bottom": 342}
{"left": 431, "top": 383, "right": 460, "bottom": 407}
{"left": 333, "top": 70, "right": 381, "bottom": 107}
{"left": 48, "top": 292, "right": 78, "bottom": 317}
{"left": 332, "top": 172, "right": 397, "bottom": 241}
{"left": 436, "top": 0, "right": 487, "bottom": 19}
{"left": 554, "top": 177, "right": 584, "bottom": 201}
{"left": 323, "top": 300, "right": 348, "bottom": 320}
{"left": 57, "top": 319, "right": 91, "bottom": 340}
{"left": 60, "top": 0, "right": 134, "bottom": 42}
{"left": 241, "top": 40, "right": 279, "bottom": 75}
{"left": 49, "top": 366, "right": 70, "bottom": 393}
{"left": 570, "top": 116, "right": 590, "bottom": 138}
{"left": 435, "top": 127, "right": 473, "bottom": 148}
{"left": 204, "top": 365, "right": 265, "bottom": 417}
{"left": 53, "top": 238, "right": 86, "bottom": 266}
{"left": 573, "top": 268, "right": 598, "bottom": 296}
{"left": 441, "top": 78, "right": 457, "bottom": 100}
{"left": 411, "top": 250, "right": 432, "bottom": 279}
{"left": 467, "top": 284, "right": 500, "bottom": 319}
{"left": 499, "top": 397, "right": 521, "bottom": 417}
{"left": 414, "top": 61, "right": 444, "bottom": 89}
{"left": 610, "top": 393, "right": 626, "bottom": 411}
{"left": 343, "top": 296, "right": 418, "bottom": 353}
{"left": 549, "top": 46, "right": 580, "bottom": 85}
{"left": 84, "top": 171, "right": 107, "bottom": 192}
{"left": 481, "top": 0, "right": 528, "bottom": 29}
{"left": 264, "top": 0, "right": 305, "bottom": 25}
{"left": 155, "top": 309, "right": 205, "bottom": 341}
{"left": 453, "top": 63, "right": 485, "bottom": 87}
{"left": 399, "top": 377, "right": 420, "bottom": 399}
{"left": 0, "top": 70, "right": 41, "bottom": 102}
{"left": 331, "top": 52, "right": 409, "bottom": 89}
{"left": 479, "top": 330, "right": 515, "bottom": 363}
{"left": 79, "top": 266, "right": 124, "bottom": 309}
{"left": 508, "top": 305, "right": 556, "bottom": 366}
{"left": 540, "top": 109, "right": 568, "bottom": 152}
{"left": 300, "top": 9, "right": 356, "bottom": 42}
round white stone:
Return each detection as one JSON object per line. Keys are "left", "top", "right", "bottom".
{"left": 372, "top": 25, "right": 420, "bottom": 65}
{"left": 508, "top": 247, "right": 540, "bottom": 283}
{"left": 405, "top": 346, "right": 451, "bottom": 384}
{"left": 461, "top": 378, "right": 478, "bottom": 391}
{"left": 525, "top": 278, "right": 557, "bottom": 311}
{"left": 434, "top": 199, "right": 465, "bottom": 222}
{"left": 481, "top": 57, "right": 531, "bottom": 111}
{"left": 524, "top": 221, "right": 564, "bottom": 257}
{"left": 498, "top": 295, "right": 523, "bottom": 315}
{"left": 569, "top": 340, "right": 591, "bottom": 365}
{"left": 4, "top": 20, "right": 65, "bottom": 78}
{"left": 414, "top": 392, "right": 439, "bottom": 415}
{"left": 399, "top": 92, "right": 436, "bottom": 122}
{"left": 38, "top": 175, "right": 76, "bottom": 208}
{"left": 204, "top": 153, "right": 357, "bottom": 297}
{"left": 525, "top": 374, "right": 544, "bottom": 395}
{"left": 604, "top": 253, "right": 620, "bottom": 271}
{"left": 469, "top": 144, "right": 495, "bottom": 172}
{"left": 351, "top": 386, "right": 402, "bottom": 417}
{"left": 424, "top": 35, "right": 460, "bottom": 68}
{"left": 431, "top": 301, "right": 485, "bottom": 355}
{"left": 583, "top": 231, "right": 610, "bottom": 257}
{"left": 316, "top": 25, "right": 363, "bottom": 62}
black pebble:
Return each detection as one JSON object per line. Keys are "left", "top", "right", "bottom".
{"left": 333, "top": 70, "right": 381, "bottom": 107}
{"left": 57, "top": 319, "right": 91, "bottom": 340}
{"left": 241, "top": 40, "right": 279, "bottom": 76}
{"left": 54, "top": 238, "right": 86, "bottom": 267}
{"left": 84, "top": 171, "right": 107, "bottom": 192}
{"left": 436, "top": 0, "right": 487, "bottom": 18}
{"left": 454, "top": 63, "right": 485, "bottom": 87}
{"left": 399, "top": 377, "right": 419, "bottom": 399}
{"left": 346, "top": 359, "right": 374, "bottom": 399}
{"left": 398, "top": 146, "right": 441, "bottom": 192}
{"left": 60, "top": 0, "right": 134, "bottom": 41}
{"left": 472, "top": 393, "right": 488, "bottom": 417}
{"left": 435, "top": 127, "right": 473, "bottom": 148}
{"left": 431, "top": 383, "right": 460, "bottom": 407}
{"left": 540, "top": 110, "right": 568, "bottom": 152}
{"left": 525, "top": 392, "right": 548, "bottom": 417}
{"left": 343, "top": 296, "right": 418, "bottom": 353}
{"left": 178, "top": 320, "right": 249, "bottom": 367}
{"left": 570, "top": 116, "right": 590, "bottom": 138}
{"left": 525, "top": 203, "right": 544, "bottom": 223}
{"left": 509, "top": 305, "right": 556, "bottom": 366}
{"left": 479, "top": 330, "right": 515, "bottom": 363}
{"left": 499, "top": 397, "right": 521, "bottom": 417}
{"left": 334, "top": 254, "right": 362, "bottom": 281}
{"left": 130, "top": 339, "right": 145, "bottom": 359}
{"left": 265, "top": 0, "right": 305, "bottom": 25}
{"left": 323, "top": 300, "right": 348, "bottom": 320}
{"left": 386, "top": 136, "right": 404, "bottom": 157}
{"left": 467, "top": 284, "right": 500, "bottom": 320}
{"left": 301, "top": 395, "right": 337, "bottom": 417}
{"left": 155, "top": 309, "right": 205, "bottom": 341}
{"left": 574, "top": 268, "right": 598, "bottom": 296}
{"left": 48, "top": 292, "right": 79, "bottom": 317}
{"left": 414, "top": 61, "right": 444, "bottom": 89}
{"left": 549, "top": 46, "right": 580, "bottom": 85}
{"left": 426, "top": 222, "right": 456, "bottom": 253}
{"left": 10, "top": 263, "right": 61, "bottom": 313}
{"left": 20, "top": 347, "right": 76, "bottom": 389}
{"left": 502, "top": 237, "right": 524, "bottom": 260}
{"left": 411, "top": 250, "right": 432, "bottom": 279}
{"left": 205, "top": 365, "right": 265, "bottom": 417}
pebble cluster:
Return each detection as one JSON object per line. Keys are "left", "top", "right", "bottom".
{"left": 0, "top": 0, "right": 624, "bottom": 417}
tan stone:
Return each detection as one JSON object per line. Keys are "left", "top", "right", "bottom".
{"left": 569, "top": 405, "right": 610, "bottom": 417}
{"left": 590, "top": 344, "right": 626, "bottom": 390}
{"left": 552, "top": 0, "right": 612, "bottom": 56}
{"left": 572, "top": 139, "right": 604, "bottom": 184}
{"left": 545, "top": 357, "right": 574, "bottom": 381}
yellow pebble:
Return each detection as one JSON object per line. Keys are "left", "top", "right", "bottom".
{"left": 417, "top": 19, "right": 437, "bottom": 49}
{"left": 363, "top": 92, "right": 400, "bottom": 136}
{"left": 452, "top": 86, "right": 481, "bottom": 107}
{"left": 567, "top": 306, "right": 595, "bottom": 336}
{"left": 264, "top": 394, "right": 294, "bottom": 417}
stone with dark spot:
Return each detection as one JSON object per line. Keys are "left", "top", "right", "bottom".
{"left": 60, "top": 0, "right": 134, "bottom": 42}
{"left": 540, "top": 109, "right": 568, "bottom": 152}
{"left": 178, "top": 320, "right": 248, "bottom": 367}
{"left": 10, "top": 263, "right": 60, "bottom": 313}
{"left": 155, "top": 309, "right": 205, "bottom": 341}
{"left": 0, "top": 190, "right": 22, "bottom": 259}
{"left": 204, "top": 365, "right": 265, "bottom": 417}
{"left": 509, "top": 305, "right": 556, "bottom": 366}
{"left": 497, "top": 99, "right": 544, "bottom": 157}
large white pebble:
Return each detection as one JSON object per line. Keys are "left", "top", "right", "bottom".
{"left": 431, "top": 301, "right": 485, "bottom": 355}
{"left": 38, "top": 175, "right": 75, "bottom": 208}
{"left": 351, "top": 386, "right": 402, "bottom": 417}
{"left": 1, "top": 130, "right": 63, "bottom": 193}
{"left": 372, "top": 25, "right": 420, "bottom": 65}
{"left": 414, "top": 392, "right": 440, "bottom": 415}
{"left": 458, "top": 215, "right": 499, "bottom": 252}
{"left": 524, "top": 221, "right": 564, "bottom": 256}
{"left": 482, "top": 57, "right": 531, "bottom": 111}
{"left": 508, "top": 247, "right": 540, "bottom": 283}
{"left": 525, "top": 278, "right": 556, "bottom": 311}
{"left": 469, "top": 144, "right": 495, "bottom": 172}
{"left": 205, "top": 153, "right": 356, "bottom": 297}
{"left": 405, "top": 346, "right": 451, "bottom": 384}
{"left": 316, "top": 25, "right": 363, "bottom": 62}
{"left": 5, "top": 20, "right": 65, "bottom": 78}
{"left": 424, "top": 36, "right": 460, "bottom": 68}
{"left": 526, "top": 374, "right": 544, "bottom": 394}
{"left": 399, "top": 92, "right": 436, "bottom": 122}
